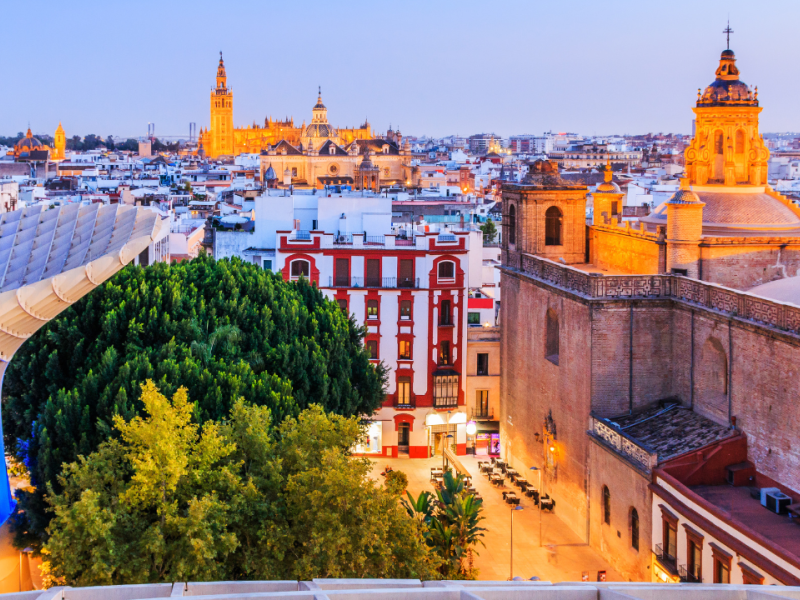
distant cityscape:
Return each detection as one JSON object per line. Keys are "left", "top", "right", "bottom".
{"left": 1, "top": 26, "right": 800, "bottom": 600}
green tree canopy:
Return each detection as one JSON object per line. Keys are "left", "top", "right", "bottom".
{"left": 479, "top": 218, "right": 497, "bottom": 243}
{"left": 4, "top": 255, "right": 386, "bottom": 550}
{"left": 44, "top": 382, "right": 437, "bottom": 586}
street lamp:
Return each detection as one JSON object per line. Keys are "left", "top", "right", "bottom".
{"left": 509, "top": 505, "right": 524, "bottom": 580}
{"left": 530, "top": 466, "right": 543, "bottom": 547}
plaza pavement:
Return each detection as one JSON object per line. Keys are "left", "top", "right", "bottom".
{"left": 370, "top": 454, "right": 622, "bottom": 582}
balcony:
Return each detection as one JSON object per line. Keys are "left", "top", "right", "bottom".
{"left": 654, "top": 544, "right": 678, "bottom": 576}
{"left": 328, "top": 276, "right": 420, "bottom": 289}
{"left": 471, "top": 411, "right": 494, "bottom": 421}
{"left": 395, "top": 398, "right": 415, "bottom": 410}
{"left": 289, "top": 230, "right": 311, "bottom": 241}
{"left": 678, "top": 564, "right": 700, "bottom": 583}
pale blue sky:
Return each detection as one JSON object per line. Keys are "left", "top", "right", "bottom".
{"left": 5, "top": 0, "right": 799, "bottom": 139}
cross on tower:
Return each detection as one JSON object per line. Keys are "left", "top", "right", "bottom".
{"left": 723, "top": 20, "right": 733, "bottom": 50}
{"left": 318, "top": 85, "right": 321, "bottom": 96}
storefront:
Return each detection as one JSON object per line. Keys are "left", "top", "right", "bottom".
{"left": 473, "top": 421, "right": 500, "bottom": 456}
{"left": 354, "top": 421, "right": 383, "bottom": 455}
{"left": 425, "top": 410, "right": 468, "bottom": 456}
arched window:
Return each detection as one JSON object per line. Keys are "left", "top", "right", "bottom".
{"left": 438, "top": 261, "right": 455, "bottom": 283}
{"left": 630, "top": 507, "right": 639, "bottom": 550}
{"left": 714, "top": 131, "right": 724, "bottom": 154}
{"left": 508, "top": 204, "right": 516, "bottom": 245}
{"left": 602, "top": 485, "right": 611, "bottom": 525}
{"left": 698, "top": 337, "right": 728, "bottom": 416}
{"left": 290, "top": 259, "right": 310, "bottom": 280}
{"left": 735, "top": 130, "right": 745, "bottom": 154}
{"left": 545, "top": 206, "right": 562, "bottom": 246}
{"left": 545, "top": 309, "right": 559, "bottom": 365}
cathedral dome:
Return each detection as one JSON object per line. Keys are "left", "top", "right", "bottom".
{"left": 697, "top": 49, "right": 757, "bottom": 107}
{"left": 16, "top": 129, "right": 44, "bottom": 152}
{"left": 304, "top": 123, "right": 336, "bottom": 138}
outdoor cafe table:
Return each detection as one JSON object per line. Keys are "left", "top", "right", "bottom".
{"left": 514, "top": 476, "right": 528, "bottom": 488}
{"left": 489, "top": 474, "right": 504, "bottom": 486}
{"left": 503, "top": 491, "right": 520, "bottom": 505}
{"left": 433, "top": 475, "right": 444, "bottom": 487}
{"left": 540, "top": 496, "right": 554, "bottom": 510}
{"left": 506, "top": 468, "right": 519, "bottom": 480}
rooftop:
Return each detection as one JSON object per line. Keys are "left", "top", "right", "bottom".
{"left": 690, "top": 484, "right": 800, "bottom": 560}
{"left": 605, "top": 403, "right": 733, "bottom": 460}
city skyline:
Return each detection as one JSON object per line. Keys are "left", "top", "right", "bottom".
{"left": 4, "top": 0, "right": 800, "bottom": 139}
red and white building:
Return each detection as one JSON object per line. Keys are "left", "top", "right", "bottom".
{"left": 232, "top": 190, "right": 484, "bottom": 458}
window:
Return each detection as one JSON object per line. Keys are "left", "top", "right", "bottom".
{"left": 475, "top": 390, "right": 489, "bottom": 417}
{"left": 630, "top": 508, "right": 639, "bottom": 551}
{"left": 740, "top": 564, "right": 765, "bottom": 585}
{"left": 439, "top": 341, "right": 450, "bottom": 366}
{"left": 397, "top": 376, "right": 411, "bottom": 406}
{"left": 440, "top": 300, "right": 452, "bottom": 325}
{"left": 611, "top": 200, "right": 619, "bottom": 217}
{"left": 399, "top": 259, "right": 415, "bottom": 288}
{"left": 712, "top": 545, "right": 732, "bottom": 584}
{"left": 366, "top": 339, "right": 378, "bottom": 359}
{"left": 508, "top": 204, "right": 516, "bottom": 245}
{"left": 688, "top": 539, "right": 702, "bottom": 581}
{"left": 292, "top": 167, "right": 298, "bottom": 177}
{"left": 438, "top": 261, "right": 455, "bottom": 282}
{"left": 400, "top": 300, "right": 412, "bottom": 319}
{"left": 468, "top": 312, "right": 481, "bottom": 326}
{"left": 366, "top": 258, "right": 380, "bottom": 287}
{"left": 545, "top": 206, "right": 562, "bottom": 246}
{"left": 735, "top": 130, "right": 745, "bottom": 154}
{"left": 337, "top": 298, "right": 348, "bottom": 312}
{"left": 290, "top": 259, "right": 310, "bottom": 280}
{"left": 335, "top": 258, "right": 350, "bottom": 287}
{"left": 546, "top": 309, "right": 559, "bottom": 365}
{"left": 367, "top": 299, "right": 378, "bottom": 319}
{"left": 433, "top": 373, "right": 458, "bottom": 408}
{"left": 399, "top": 340, "right": 411, "bottom": 360}
{"left": 714, "top": 131, "right": 724, "bottom": 155}
{"left": 476, "top": 353, "right": 489, "bottom": 376}
{"left": 602, "top": 486, "right": 611, "bottom": 525}
{"left": 263, "top": 259, "right": 273, "bottom": 271}
{"left": 329, "top": 145, "right": 336, "bottom": 155}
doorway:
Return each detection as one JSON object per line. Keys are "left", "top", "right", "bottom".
{"left": 398, "top": 423, "right": 410, "bottom": 455}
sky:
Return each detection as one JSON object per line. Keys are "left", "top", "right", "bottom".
{"left": 4, "top": 0, "right": 800, "bottom": 140}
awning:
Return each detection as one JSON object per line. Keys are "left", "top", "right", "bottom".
{"left": 476, "top": 421, "right": 499, "bottom": 433}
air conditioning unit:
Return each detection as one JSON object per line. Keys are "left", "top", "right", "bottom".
{"left": 760, "top": 487, "right": 781, "bottom": 507}
{"left": 765, "top": 491, "right": 793, "bottom": 515}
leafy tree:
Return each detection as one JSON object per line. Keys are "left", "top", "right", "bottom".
{"left": 480, "top": 218, "right": 497, "bottom": 243}
{"left": 384, "top": 470, "right": 408, "bottom": 496}
{"left": 44, "top": 383, "right": 437, "bottom": 586}
{"left": 5, "top": 255, "right": 387, "bottom": 550}
{"left": 403, "top": 472, "right": 485, "bottom": 579}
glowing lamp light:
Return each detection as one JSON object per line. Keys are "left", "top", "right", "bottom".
{"left": 466, "top": 421, "right": 477, "bottom": 436}
{"left": 549, "top": 446, "right": 556, "bottom": 453}
{"left": 658, "top": 571, "right": 669, "bottom": 583}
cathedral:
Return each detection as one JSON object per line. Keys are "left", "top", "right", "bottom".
{"left": 200, "top": 54, "right": 380, "bottom": 162}
{"left": 499, "top": 41, "right": 800, "bottom": 585}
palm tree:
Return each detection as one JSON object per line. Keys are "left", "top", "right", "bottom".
{"left": 190, "top": 323, "right": 243, "bottom": 366}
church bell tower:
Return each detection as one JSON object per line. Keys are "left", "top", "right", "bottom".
{"left": 209, "top": 52, "right": 234, "bottom": 157}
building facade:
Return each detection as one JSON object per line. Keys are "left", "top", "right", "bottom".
{"left": 498, "top": 44, "right": 800, "bottom": 586}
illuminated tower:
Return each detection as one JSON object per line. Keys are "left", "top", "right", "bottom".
{"left": 684, "top": 32, "right": 769, "bottom": 186}
{"left": 209, "top": 52, "right": 234, "bottom": 157}
{"left": 52, "top": 122, "right": 66, "bottom": 161}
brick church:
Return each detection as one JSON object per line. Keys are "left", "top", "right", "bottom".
{"left": 499, "top": 44, "right": 800, "bottom": 585}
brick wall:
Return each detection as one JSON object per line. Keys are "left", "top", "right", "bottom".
{"left": 500, "top": 271, "right": 593, "bottom": 535}
{"left": 592, "top": 227, "right": 662, "bottom": 275}
{"left": 699, "top": 243, "right": 800, "bottom": 290}
{"left": 589, "top": 439, "right": 652, "bottom": 582}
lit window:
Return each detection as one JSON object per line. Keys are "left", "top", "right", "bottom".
{"left": 399, "top": 340, "right": 411, "bottom": 360}
{"left": 367, "top": 299, "right": 378, "bottom": 319}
